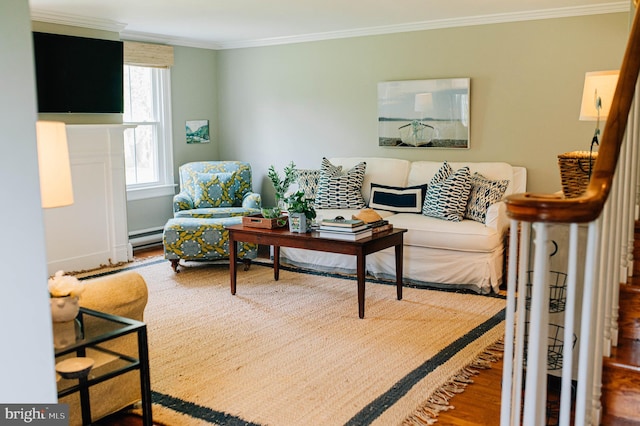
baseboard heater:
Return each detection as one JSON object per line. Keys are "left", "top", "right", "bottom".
{"left": 129, "top": 227, "right": 164, "bottom": 249}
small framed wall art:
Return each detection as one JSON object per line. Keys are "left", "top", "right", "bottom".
{"left": 186, "top": 119, "right": 210, "bottom": 144}
{"left": 378, "top": 78, "right": 470, "bottom": 148}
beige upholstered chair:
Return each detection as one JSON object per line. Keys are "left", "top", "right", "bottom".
{"left": 57, "top": 271, "right": 148, "bottom": 426}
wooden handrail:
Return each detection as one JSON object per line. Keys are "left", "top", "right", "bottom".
{"left": 505, "top": 7, "right": 640, "bottom": 223}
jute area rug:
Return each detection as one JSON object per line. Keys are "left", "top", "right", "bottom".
{"left": 81, "top": 258, "right": 505, "bottom": 426}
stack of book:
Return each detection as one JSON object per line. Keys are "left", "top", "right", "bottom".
{"left": 318, "top": 218, "right": 372, "bottom": 241}
{"left": 368, "top": 219, "right": 393, "bottom": 234}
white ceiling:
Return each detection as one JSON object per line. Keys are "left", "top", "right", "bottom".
{"left": 29, "top": 0, "right": 629, "bottom": 49}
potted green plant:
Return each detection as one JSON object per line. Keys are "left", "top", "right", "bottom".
{"left": 285, "top": 190, "right": 316, "bottom": 233}
{"left": 267, "top": 161, "right": 296, "bottom": 210}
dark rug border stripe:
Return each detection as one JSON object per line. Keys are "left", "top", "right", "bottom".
{"left": 77, "top": 257, "right": 166, "bottom": 280}
{"left": 272, "top": 261, "right": 507, "bottom": 300}
{"left": 345, "top": 308, "right": 506, "bottom": 425}
{"left": 82, "top": 257, "right": 505, "bottom": 425}
{"left": 78, "top": 257, "right": 506, "bottom": 301}
{"left": 151, "top": 391, "right": 263, "bottom": 426}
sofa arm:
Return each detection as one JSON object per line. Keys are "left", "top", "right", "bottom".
{"left": 78, "top": 271, "right": 148, "bottom": 321}
{"left": 173, "top": 192, "right": 194, "bottom": 214}
{"left": 242, "top": 192, "right": 262, "bottom": 209}
{"left": 485, "top": 201, "right": 509, "bottom": 234}
{"left": 62, "top": 271, "right": 149, "bottom": 426}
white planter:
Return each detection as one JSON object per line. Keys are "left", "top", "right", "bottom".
{"left": 50, "top": 296, "right": 80, "bottom": 323}
{"left": 288, "top": 213, "right": 307, "bottom": 233}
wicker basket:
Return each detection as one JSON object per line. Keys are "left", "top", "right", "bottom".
{"left": 557, "top": 151, "right": 598, "bottom": 198}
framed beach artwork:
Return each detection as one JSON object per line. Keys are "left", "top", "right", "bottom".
{"left": 186, "top": 119, "right": 210, "bottom": 144}
{"left": 378, "top": 78, "right": 470, "bottom": 148}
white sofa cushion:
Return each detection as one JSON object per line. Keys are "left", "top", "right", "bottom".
{"left": 387, "top": 213, "right": 502, "bottom": 252}
{"left": 512, "top": 166, "right": 527, "bottom": 194}
{"left": 406, "top": 161, "right": 446, "bottom": 187}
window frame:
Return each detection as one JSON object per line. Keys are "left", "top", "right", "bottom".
{"left": 123, "top": 65, "right": 175, "bottom": 201}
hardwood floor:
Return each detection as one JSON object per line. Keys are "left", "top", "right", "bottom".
{"left": 131, "top": 245, "right": 164, "bottom": 260}
{"left": 99, "top": 244, "right": 504, "bottom": 425}
{"left": 104, "top": 220, "right": 640, "bottom": 425}
{"left": 437, "top": 359, "right": 503, "bottom": 425}
{"left": 96, "top": 412, "right": 156, "bottom": 426}
{"left": 98, "top": 362, "right": 504, "bottom": 426}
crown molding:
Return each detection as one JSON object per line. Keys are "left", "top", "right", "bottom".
{"left": 31, "top": 2, "right": 630, "bottom": 51}
{"left": 120, "top": 30, "right": 223, "bottom": 50}
{"left": 218, "top": 2, "right": 630, "bottom": 50}
{"left": 30, "top": 10, "right": 127, "bottom": 33}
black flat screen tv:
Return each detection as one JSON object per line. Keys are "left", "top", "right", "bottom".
{"left": 33, "top": 32, "right": 124, "bottom": 114}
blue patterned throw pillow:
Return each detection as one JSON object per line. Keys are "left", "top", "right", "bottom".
{"left": 422, "top": 163, "right": 471, "bottom": 222}
{"left": 315, "top": 158, "right": 367, "bottom": 209}
{"left": 192, "top": 172, "right": 237, "bottom": 208}
{"left": 431, "top": 160, "right": 453, "bottom": 184}
{"left": 464, "top": 172, "right": 509, "bottom": 223}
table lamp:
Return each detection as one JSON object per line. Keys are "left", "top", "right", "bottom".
{"left": 36, "top": 121, "right": 74, "bottom": 208}
{"left": 579, "top": 70, "right": 619, "bottom": 177}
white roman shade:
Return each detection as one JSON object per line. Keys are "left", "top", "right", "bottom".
{"left": 123, "top": 41, "right": 174, "bottom": 68}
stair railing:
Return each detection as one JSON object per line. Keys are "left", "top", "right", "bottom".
{"left": 500, "top": 5, "right": 640, "bottom": 426}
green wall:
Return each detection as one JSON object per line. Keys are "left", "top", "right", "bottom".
{"left": 217, "top": 13, "right": 628, "bottom": 203}
{"left": 127, "top": 45, "right": 219, "bottom": 234}
{"left": 170, "top": 45, "right": 219, "bottom": 169}
{"left": 31, "top": 12, "right": 631, "bottom": 233}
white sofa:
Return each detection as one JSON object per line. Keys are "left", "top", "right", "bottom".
{"left": 280, "top": 157, "right": 527, "bottom": 294}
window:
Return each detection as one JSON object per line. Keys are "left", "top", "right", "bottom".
{"left": 122, "top": 64, "right": 174, "bottom": 200}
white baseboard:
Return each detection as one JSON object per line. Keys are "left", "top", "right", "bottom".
{"left": 129, "top": 226, "right": 164, "bottom": 248}
{"left": 47, "top": 245, "right": 129, "bottom": 275}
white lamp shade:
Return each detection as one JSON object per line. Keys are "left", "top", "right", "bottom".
{"left": 36, "top": 121, "right": 74, "bottom": 208}
{"left": 579, "top": 70, "right": 619, "bottom": 121}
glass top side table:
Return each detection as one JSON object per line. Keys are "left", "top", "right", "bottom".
{"left": 53, "top": 307, "right": 152, "bottom": 426}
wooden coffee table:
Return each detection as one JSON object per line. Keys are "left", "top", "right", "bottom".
{"left": 227, "top": 224, "right": 407, "bottom": 318}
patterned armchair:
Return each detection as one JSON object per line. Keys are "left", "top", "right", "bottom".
{"left": 163, "top": 161, "right": 261, "bottom": 272}
{"left": 173, "top": 161, "right": 262, "bottom": 218}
